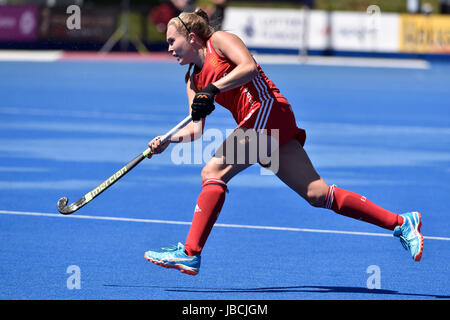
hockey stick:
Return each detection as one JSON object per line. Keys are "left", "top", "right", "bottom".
{"left": 57, "top": 114, "right": 193, "bottom": 215}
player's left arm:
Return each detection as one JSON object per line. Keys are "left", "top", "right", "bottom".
{"left": 190, "top": 32, "right": 258, "bottom": 122}
{"left": 209, "top": 31, "right": 258, "bottom": 92}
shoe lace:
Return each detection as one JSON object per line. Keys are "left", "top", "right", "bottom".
{"left": 161, "top": 246, "right": 177, "bottom": 252}
{"left": 161, "top": 243, "right": 182, "bottom": 252}
{"left": 399, "top": 235, "right": 410, "bottom": 251}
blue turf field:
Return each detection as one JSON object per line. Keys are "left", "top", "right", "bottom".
{"left": 0, "top": 57, "right": 449, "bottom": 300}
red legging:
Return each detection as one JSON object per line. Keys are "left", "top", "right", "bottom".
{"left": 184, "top": 178, "right": 227, "bottom": 256}
{"left": 325, "top": 185, "right": 403, "bottom": 230}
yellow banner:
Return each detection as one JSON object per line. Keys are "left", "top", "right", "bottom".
{"left": 399, "top": 14, "right": 450, "bottom": 54}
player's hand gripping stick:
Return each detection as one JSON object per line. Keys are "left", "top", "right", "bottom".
{"left": 191, "top": 83, "right": 220, "bottom": 122}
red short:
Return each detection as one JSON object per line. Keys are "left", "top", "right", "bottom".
{"left": 237, "top": 100, "right": 306, "bottom": 147}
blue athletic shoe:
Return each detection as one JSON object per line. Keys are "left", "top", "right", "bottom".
{"left": 393, "top": 212, "right": 423, "bottom": 261}
{"left": 144, "top": 242, "right": 200, "bottom": 276}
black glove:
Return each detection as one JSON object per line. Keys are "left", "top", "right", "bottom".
{"left": 191, "top": 83, "right": 220, "bottom": 122}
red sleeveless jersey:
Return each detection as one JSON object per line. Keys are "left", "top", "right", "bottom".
{"left": 192, "top": 39, "right": 289, "bottom": 126}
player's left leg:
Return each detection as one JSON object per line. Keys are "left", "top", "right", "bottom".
{"left": 271, "top": 139, "right": 423, "bottom": 261}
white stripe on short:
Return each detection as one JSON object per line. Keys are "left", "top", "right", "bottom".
{"left": 251, "top": 75, "right": 274, "bottom": 132}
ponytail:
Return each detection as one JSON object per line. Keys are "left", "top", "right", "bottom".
{"left": 185, "top": 63, "right": 194, "bottom": 83}
{"left": 193, "top": 7, "right": 210, "bottom": 26}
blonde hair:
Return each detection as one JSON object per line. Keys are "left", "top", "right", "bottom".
{"left": 168, "top": 8, "right": 215, "bottom": 83}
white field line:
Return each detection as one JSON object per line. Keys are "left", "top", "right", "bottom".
{"left": 0, "top": 50, "right": 63, "bottom": 62}
{"left": 252, "top": 54, "right": 430, "bottom": 69}
{"left": 1, "top": 209, "right": 449, "bottom": 241}
{"left": 0, "top": 50, "right": 430, "bottom": 70}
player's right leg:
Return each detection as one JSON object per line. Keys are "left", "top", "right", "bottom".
{"left": 145, "top": 127, "right": 256, "bottom": 275}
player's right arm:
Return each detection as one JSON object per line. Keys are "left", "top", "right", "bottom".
{"left": 147, "top": 76, "right": 204, "bottom": 158}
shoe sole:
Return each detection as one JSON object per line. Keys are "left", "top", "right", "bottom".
{"left": 412, "top": 211, "right": 424, "bottom": 262}
{"left": 144, "top": 253, "right": 198, "bottom": 276}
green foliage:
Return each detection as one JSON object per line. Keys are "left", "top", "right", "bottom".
{"left": 313, "top": 0, "right": 440, "bottom": 12}
{"left": 227, "top": 0, "right": 441, "bottom": 13}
